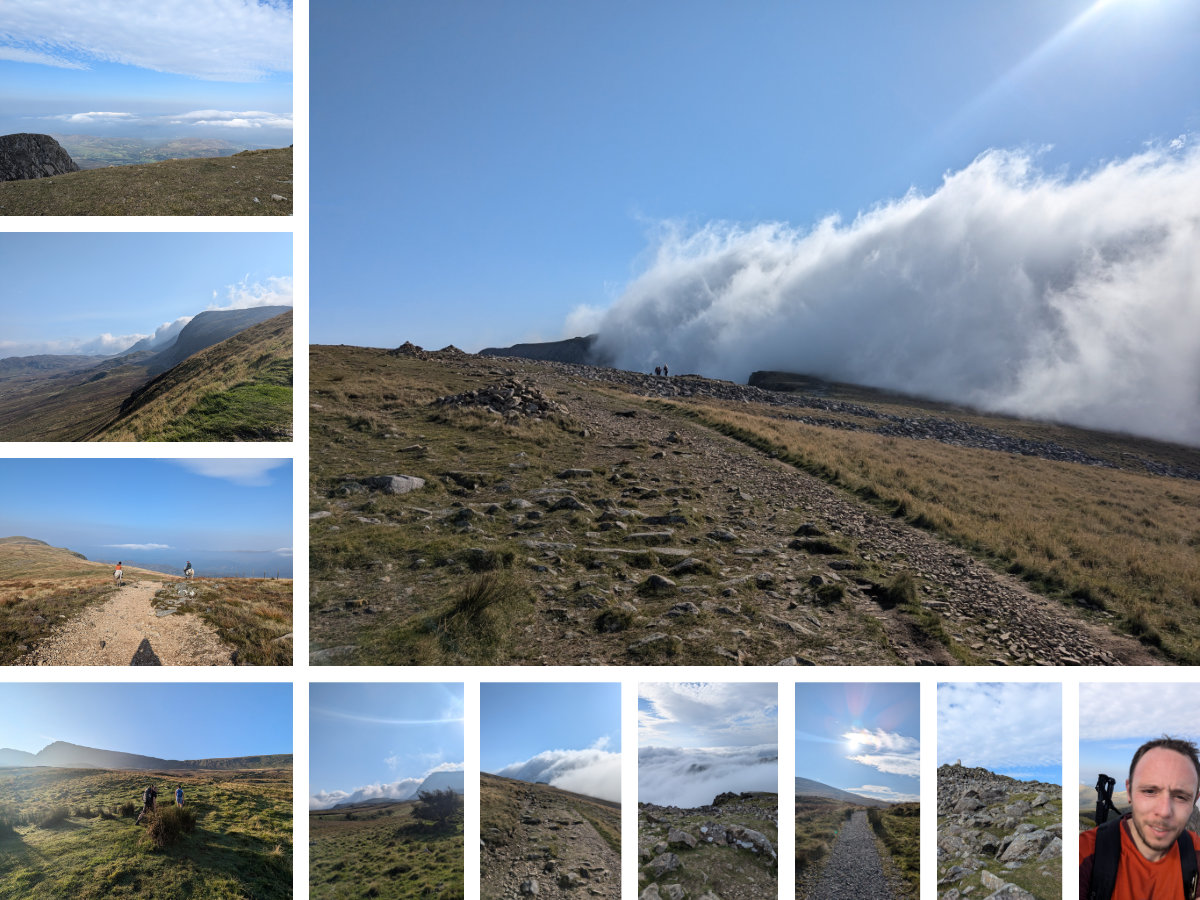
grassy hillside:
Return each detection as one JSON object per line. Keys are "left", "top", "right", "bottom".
{"left": 0, "top": 538, "right": 168, "bottom": 662}
{"left": 150, "top": 579, "right": 293, "bottom": 666}
{"left": 310, "top": 798, "right": 464, "bottom": 900}
{"left": 868, "top": 802, "right": 919, "bottom": 900}
{"left": 96, "top": 311, "right": 293, "bottom": 442}
{"left": 0, "top": 311, "right": 292, "bottom": 442}
{"left": 676, "top": 397, "right": 1200, "bottom": 663}
{"left": 479, "top": 772, "right": 620, "bottom": 854}
{"left": 0, "top": 765, "right": 291, "bottom": 899}
{"left": 0, "top": 147, "right": 292, "bottom": 215}
{"left": 795, "top": 797, "right": 855, "bottom": 877}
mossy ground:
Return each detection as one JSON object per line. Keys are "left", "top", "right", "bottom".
{"left": 0, "top": 766, "right": 291, "bottom": 900}
{"left": 310, "top": 801, "right": 464, "bottom": 900}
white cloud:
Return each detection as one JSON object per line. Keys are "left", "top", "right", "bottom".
{"left": 639, "top": 744, "right": 778, "bottom": 808}
{"left": 495, "top": 748, "right": 620, "bottom": 803}
{"left": 843, "top": 727, "right": 921, "bottom": 777}
{"left": 588, "top": 141, "right": 1200, "bottom": 446}
{"left": 169, "top": 109, "right": 293, "bottom": 129}
{"left": 309, "top": 761, "right": 466, "bottom": 810}
{"left": 844, "top": 784, "right": 920, "bottom": 803}
{"left": 1, "top": 0, "right": 292, "bottom": 82}
{"left": 1080, "top": 684, "right": 1200, "bottom": 743}
{"left": 0, "top": 46, "right": 87, "bottom": 69}
{"left": 47, "top": 111, "right": 136, "bottom": 123}
{"left": 104, "top": 543, "right": 170, "bottom": 550}
{"left": 0, "top": 331, "right": 149, "bottom": 358}
{"left": 639, "top": 682, "right": 778, "bottom": 748}
{"left": 168, "top": 458, "right": 288, "bottom": 487}
{"left": 209, "top": 275, "right": 293, "bottom": 311}
{"left": 938, "top": 683, "right": 1061, "bottom": 769}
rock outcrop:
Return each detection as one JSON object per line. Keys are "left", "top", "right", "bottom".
{"left": 639, "top": 793, "right": 778, "bottom": 900}
{"left": 938, "top": 764, "right": 1062, "bottom": 900}
{"left": 0, "top": 133, "right": 80, "bottom": 181}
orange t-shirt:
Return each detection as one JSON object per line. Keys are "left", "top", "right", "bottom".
{"left": 1080, "top": 817, "right": 1200, "bottom": 900}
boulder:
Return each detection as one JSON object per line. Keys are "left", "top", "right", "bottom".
{"left": 0, "top": 133, "right": 79, "bottom": 181}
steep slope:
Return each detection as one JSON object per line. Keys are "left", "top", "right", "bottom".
{"left": 0, "top": 536, "right": 156, "bottom": 580}
{"left": 93, "top": 309, "right": 292, "bottom": 441}
{"left": 144, "top": 306, "right": 290, "bottom": 375}
{"left": 481, "top": 772, "right": 620, "bottom": 900}
{"left": 0, "top": 133, "right": 79, "bottom": 180}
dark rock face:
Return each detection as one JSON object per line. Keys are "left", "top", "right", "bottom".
{"left": 0, "top": 133, "right": 80, "bottom": 181}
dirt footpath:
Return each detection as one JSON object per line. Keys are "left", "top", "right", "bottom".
{"left": 21, "top": 579, "right": 235, "bottom": 666}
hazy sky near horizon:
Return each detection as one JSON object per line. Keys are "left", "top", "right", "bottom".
{"left": 0, "top": 232, "right": 292, "bottom": 359}
{"left": 938, "top": 683, "right": 1062, "bottom": 785}
{"left": 481, "top": 682, "right": 620, "bottom": 803}
{"left": 0, "top": 683, "right": 291, "bottom": 760}
{"left": 312, "top": 1, "right": 1200, "bottom": 445}
{"left": 1079, "top": 683, "right": 1200, "bottom": 788}
{"left": 796, "top": 682, "right": 919, "bottom": 804}
{"left": 310, "top": 683, "right": 464, "bottom": 811}
{"left": 0, "top": 458, "right": 292, "bottom": 574}
{"left": 0, "top": 0, "right": 292, "bottom": 143}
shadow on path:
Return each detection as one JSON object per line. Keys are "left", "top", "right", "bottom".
{"left": 131, "top": 639, "right": 162, "bottom": 666}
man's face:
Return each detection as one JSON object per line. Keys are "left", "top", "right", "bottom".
{"left": 1126, "top": 747, "right": 1200, "bottom": 861}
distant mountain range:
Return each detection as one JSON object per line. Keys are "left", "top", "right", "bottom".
{"left": 795, "top": 775, "right": 890, "bottom": 808}
{"left": 0, "top": 740, "right": 290, "bottom": 771}
{"left": 0, "top": 306, "right": 291, "bottom": 441}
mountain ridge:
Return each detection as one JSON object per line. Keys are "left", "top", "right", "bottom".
{"left": 0, "top": 740, "right": 291, "bottom": 771}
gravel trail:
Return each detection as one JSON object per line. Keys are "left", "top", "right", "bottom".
{"left": 20, "top": 578, "right": 235, "bottom": 666}
{"left": 803, "top": 810, "right": 894, "bottom": 900}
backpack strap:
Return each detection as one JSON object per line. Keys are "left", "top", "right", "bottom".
{"left": 1089, "top": 818, "right": 1123, "bottom": 900}
{"left": 1180, "top": 830, "right": 1197, "bottom": 900}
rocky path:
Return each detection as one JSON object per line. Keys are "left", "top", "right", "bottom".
{"left": 480, "top": 785, "right": 619, "bottom": 900}
{"left": 21, "top": 578, "right": 235, "bottom": 666}
{"left": 311, "top": 352, "right": 1164, "bottom": 666}
{"left": 801, "top": 810, "right": 893, "bottom": 900}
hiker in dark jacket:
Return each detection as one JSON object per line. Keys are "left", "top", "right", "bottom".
{"left": 1080, "top": 737, "right": 1200, "bottom": 900}
{"left": 135, "top": 784, "right": 158, "bottom": 824}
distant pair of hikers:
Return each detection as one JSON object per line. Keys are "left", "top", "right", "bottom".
{"left": 134, "top": 784, "right": 183, "bottom": 824}
{"left": 654, "top": 364, "right": 670, "bottom": 377}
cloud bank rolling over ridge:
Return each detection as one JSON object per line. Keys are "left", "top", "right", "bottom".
{"left": 494, "top": 748, "right": 621, "bottom": 803}
{"left": 576, "top": 142, "right": 1200, "bottom": 446}
{"left": 639, "top": 744, "right": 778, "bottom": 808}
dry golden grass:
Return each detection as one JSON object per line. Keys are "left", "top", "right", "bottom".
{"left": 677, "top": 401, "right": 1200, "bottom": 661}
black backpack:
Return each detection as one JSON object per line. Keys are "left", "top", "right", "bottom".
{"left": 1089, "top": 817, "right": 1198, "bottom": 900}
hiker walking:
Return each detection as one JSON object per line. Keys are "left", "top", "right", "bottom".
{"left": 663, "top": 364, "right": 669, "bottom": 376}
{"left": 175, "top": 785, "right": 184, "bottom": 808}
{"left": 655, "top": 366, "right": 661, "bottom": 376}
{"left": 1080, "top": 737, "right": 1200, "bottom": 900}
{"left": 135, "top": 784, "right": 158, "bottom": 824}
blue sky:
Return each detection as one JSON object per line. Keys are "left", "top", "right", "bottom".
{"left": 310, "top": 683, "right": 464, "bottom": 810}
{"left": 313, "top": 0, "right": 1199, "bottom": 352}
{"left": 0, "top": 232, "right": 292, "bottom": 359}
{"left": 481, "top": 682, "right": 620, "bottom": 802}
{"left": 312, "top": 1, "right": 1200, "bottom": 446}
{"left": 795, "top": 682, "right": 919, "bottom": 804}
{"left": 0, "top": 458, "right": 292, "bottom": 576}
{"left": 0, "top": 0, "right": 292, "bottom": 143}
{"left": 938, "top": 683, "right": 1062, "bottom": 785}
{"left": 0, "top": 683, "right": 291, "bottom": 759}
{"left": 1079, "top": 683, "right": 1200, "bottom": 790}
